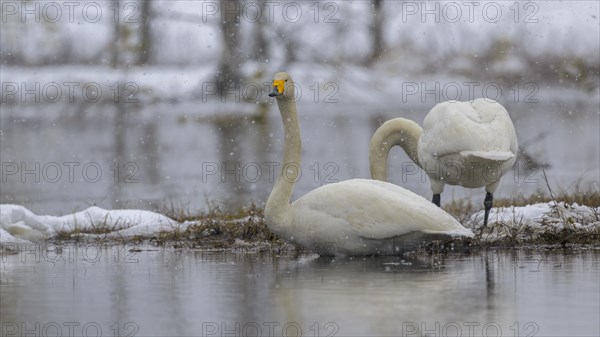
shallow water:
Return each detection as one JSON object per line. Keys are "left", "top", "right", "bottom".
{"left": 1, "top": 247, "right": 598, "bottom": 336}
{"left": 1, "top": 96, "right": 599, "bottom": 216}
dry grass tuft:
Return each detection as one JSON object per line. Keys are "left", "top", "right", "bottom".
{"left": 154, "top": 205, "right": 290, "bottom": 250}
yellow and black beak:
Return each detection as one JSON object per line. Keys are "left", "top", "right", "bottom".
{"left": 268, "top": 80, "right": 285, "bottom": 97}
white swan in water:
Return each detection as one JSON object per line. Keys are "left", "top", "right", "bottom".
{"left": 370, "top": 99, "right": 518, "bottom": 227}
{"left": 264, "top": 72, "right": 472, "bottom": 256}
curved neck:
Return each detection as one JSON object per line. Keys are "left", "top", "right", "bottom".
{"left": 369, "top": 118, "right": 423, "bottom": 181}
{"left": 265, "top": 97, "right": 301, "bottom": 224}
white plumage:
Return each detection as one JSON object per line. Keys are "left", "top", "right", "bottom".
{"left": 418, "top": 99, "right": 518, "bottom": 192}
{"left": 265, "top": 72, "right": 472, "bottom": 256}
{"left": 370, "top": 98, "right": 518, "bottom": 227}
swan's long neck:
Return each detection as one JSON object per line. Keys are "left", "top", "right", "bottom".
{"left": 265, "top": 96, "right": 301, "bottom": 228}
{"left": 369, "top": 118, "right": 423, "bottom": 181}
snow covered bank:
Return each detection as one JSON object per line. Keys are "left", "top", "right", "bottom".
{"left": 2, "top": 62, "right": 597, "bottom": 112}
{"left": 2, "top": 202, "right": 599, "bottom": 248}
{"left": 468, "top": 202, "right": 600, "bottom": 244}
{"left": 0, "top": 204, "right": 180, "bottom": 243}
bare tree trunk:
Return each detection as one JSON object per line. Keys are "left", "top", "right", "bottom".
{"left": 111, "top": 0, "right": 121, "bottom": 67}
{"left": 137, "top": 0, "right": 152, "bottom": 65}
{"left": 282, "top": 37, "right": 297, "bottom": 67}
{"left": 369, "top": 0, "right": 384, "bottom": 64}
{"left": 215, "top": 0, "right": 243, "bottom": 93}
{"left": 1, "top": 10, "right": 25, "bottom": 65}
{"left": 251, "top": 0, "right": 268, "bottom": 62}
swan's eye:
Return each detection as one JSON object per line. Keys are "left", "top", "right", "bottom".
{"left": 285, "top": 80, "right": 288, "bottom": 82}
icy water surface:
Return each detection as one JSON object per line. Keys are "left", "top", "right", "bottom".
{"left": 1, "top": 248, "right": 599, "bottom": 336}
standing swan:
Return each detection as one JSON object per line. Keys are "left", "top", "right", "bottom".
{"left": 265, "top": 72, "right": 472, "bottom": 256}
{"left": 370, "top": 99, "right": 518, "bottom": 228}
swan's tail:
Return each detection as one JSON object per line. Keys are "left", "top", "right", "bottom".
{"left": 460, "top": 150, "right": 515, "bottom": 162}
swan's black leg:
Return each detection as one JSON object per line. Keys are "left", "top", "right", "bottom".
{"left": 483, "top": 192, "right": 493, "bottom": 228}
{"left": 432, "top": 194, "right": 441, "bottom": 207}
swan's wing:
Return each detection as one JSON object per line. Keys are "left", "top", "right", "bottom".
{"left": 292, "top": 179, "right": 472, "bottom": 240}
{"left": 420, "top": 99, "right": 518, "bottom": 158}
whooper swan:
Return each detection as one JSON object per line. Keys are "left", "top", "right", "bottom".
{"left": 264, "top": 72, "right": 472, "bottom": 256}
{"left": 370, "top": 99, "right": 518, "bottom": 228}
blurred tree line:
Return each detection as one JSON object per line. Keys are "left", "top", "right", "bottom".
{"left": 1, "top": 0, "right": 597, "bottom": 92}
{"left": 0, "top": 1, "right": 386, "bottom": 70}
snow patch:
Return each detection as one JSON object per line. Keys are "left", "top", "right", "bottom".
{"left": 468, "top": 202, "right": 600, "bottom": 241}
{"left": 0, "top": 204, "right": 179, "bottom": 243}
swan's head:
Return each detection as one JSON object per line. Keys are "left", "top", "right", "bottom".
{"left": 268, "top": 72, "right": 295, "bottom": 99}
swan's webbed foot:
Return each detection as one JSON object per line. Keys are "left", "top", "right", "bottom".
{"left": 432, "top": 194, "right": 441, "bottom": 207}
{"left": 482, "top": 192, "right": 493, "bottom": 229}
